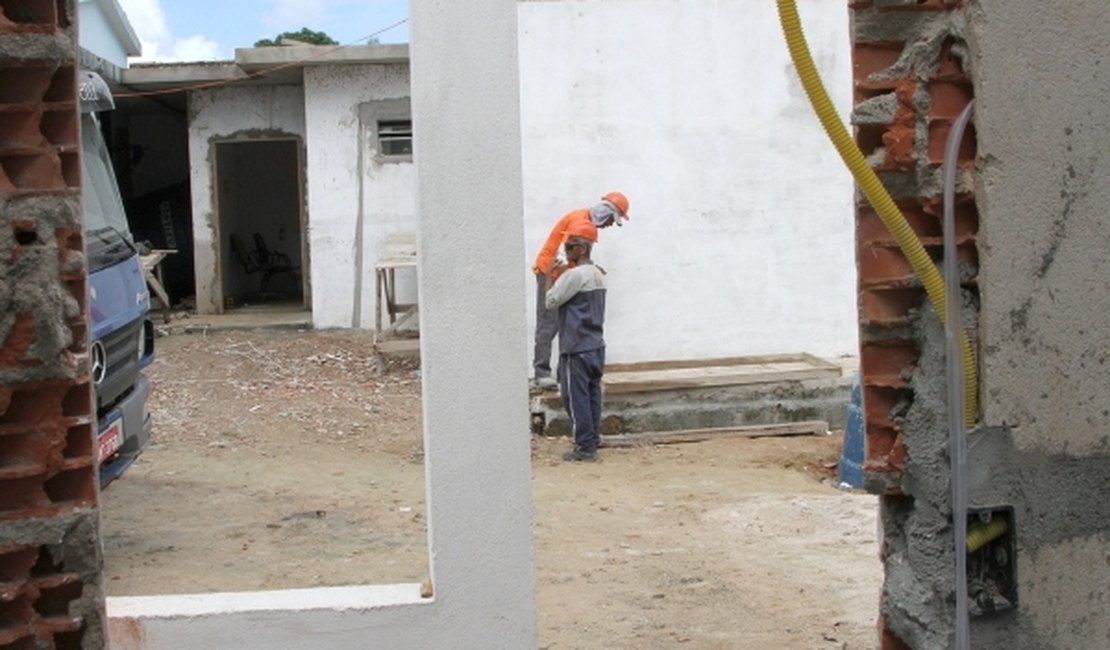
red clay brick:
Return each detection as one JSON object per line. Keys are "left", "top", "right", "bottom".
{"left": 59, "top": 151, "right": 78, "bottom": 188}
{"left": 0, "top": 431, "right": 54, "bottom": 477}
{"left": 0, "top": 166, "right": 15, "bottom": 196}
{"left": 40, "top": 109, "right": 76, "bottom": 147}
{"left": 887, "top": 433, "right": 907, "bottom": 470}
{"left": 856, "top": 124, "right": 887, "bottom": 162}
{"left": 853, "top": 42, "right": 905, "bottom": 84}
{"left": 928, "top": 80, "right": 973, "bottom": 120}
{"left": 62, "top": 420, "right": 93, "bottom": 461}
{"left": 66, "top": 317, "right": 87, "bottom": 357}
{"left": 0, "top": 110, "right": 47, "bottom": 150}
{"left": 0, "top": 546, "right": 39, "bottom": 581}
{"left": 926, "top": 118, "right": 976, "bottom": 165}
{"left": 866, "top": 423, "right": 897, "bottom": 460}
{"left": 862, "top": 384, "right": 904, "bottom": 429}
{"left": 861, "top": 340, "right": 917, "bottom": 385}
{"left": 0, "top": 477, "right": 48, "bottom": 515}
{"left": 932, "top": 40, "right": 968, "bottom": 80}
{"left": 920, "top": 196, "right": 979, "bottom": 240}
{"left": 881, "top": 125, "right": 916, "bottom": 169}
{"left": 0, "top": 381, "right": 67, "bottom": 426}
{"left": 859, "top": 203, "right": 942, "bottom": 243}
{"left": 43, "top": 68, "right": 75, "bottom": 103}
{"left": 0, "top": 153, "right": 66, "bottom": 191}
{"left": 860, "top": 287, "right": 919, "bottom": 327}
{"left": 892, "top": 79, "right": 917, "bottom": 118}
{"left": 61, "top": 381, "right": 90, "bottom": 420}
{"left": 858, "top": 244, "right": 916, "bottom": 287}
{"left": 879, "top": 616, "right": 912, "bottom": 649}
{"left": 0, "top": 66, "right": 56, "bottom": 103}
{"left": 42, "top": 467, "right": 95, "bottom": 506}
{"left": 0, "top": 0, "right": 61, "bottom": 32}
{"left": 0, "top": 313, "right": 39, "bottom": 369}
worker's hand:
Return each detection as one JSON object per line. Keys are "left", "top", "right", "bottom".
{"left": 548, "top": 260, "right": 568, "bottom": 277}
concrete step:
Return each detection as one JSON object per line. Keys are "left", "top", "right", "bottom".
{"left": 531, "top": 353, "right": 858, "bottom": 438}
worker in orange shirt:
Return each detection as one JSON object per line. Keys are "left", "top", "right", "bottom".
{"left": 531, "top": 191, "right": 629, "bottom": 390}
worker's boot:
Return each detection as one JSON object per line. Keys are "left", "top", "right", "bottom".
{"left": 562, "top": 448, "right": 597, "bottom": 462}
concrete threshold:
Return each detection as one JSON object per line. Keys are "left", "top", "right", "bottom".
{"left": 158, "top": 305, "right": 312, "bottom": 335}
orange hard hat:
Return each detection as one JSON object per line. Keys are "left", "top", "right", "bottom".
{"left": 601, "top": 191, "right": 630, "bottom": 218}
{"left": 564, "top": 218, "right": 599, "bottom": 243}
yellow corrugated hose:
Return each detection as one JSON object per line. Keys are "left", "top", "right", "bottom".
{"left": 966, "top": 518, "right": 1008, "bottom": 554}
{"left": 776, "top": 0, "right": 978, "bottom": 427}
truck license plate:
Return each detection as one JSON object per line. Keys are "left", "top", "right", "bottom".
{"left": 98, "top": 418, "right": 123, "bottom": 463}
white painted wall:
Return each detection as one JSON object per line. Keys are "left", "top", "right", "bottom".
{"left": 303, "top": 64, "right": 417, "bottom": 329}
{"left": 187, "top": 85, "right": 306, "bottom": 313}
{"left": 78, "top": 0, "right": 141, "bottom": 68}
{"left": 518, "top": 0, "right": 857, "bottom": 363}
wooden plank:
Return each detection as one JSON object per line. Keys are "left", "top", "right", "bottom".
{"left": 377, "top": 233, "right": 418, "bottom": 267}
{"left": 604, "top": 353, "right": 839, "bottom": 374}
{"left": 602, "top": 362, "right": 841, "bottom": 395}
{"left": 599, "top": 420, "right": 829, "bottom": 448}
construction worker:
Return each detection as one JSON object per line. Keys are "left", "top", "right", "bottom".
{"left": 544, "top": 218, "right": 607, "bottom": 461}
{"left": 531, "top": 191, "right": 629, "bottom": 390}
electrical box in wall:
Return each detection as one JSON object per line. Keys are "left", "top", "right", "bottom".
{"left": 966, "top": 506, "right": 1017, "bottom": 617}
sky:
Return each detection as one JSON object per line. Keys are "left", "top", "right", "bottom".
{"left": 117, "top": 0, "right": 410, "bottom": 63}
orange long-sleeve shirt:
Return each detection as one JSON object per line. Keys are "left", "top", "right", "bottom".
{"left": 532, "top": 208, "right": 591, "bottom": 275}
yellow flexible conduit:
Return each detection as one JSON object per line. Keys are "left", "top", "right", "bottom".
{"left": 776, "top": 0, "right": 978, "bottom": 428}
{"left": 966, "top": 518, "right": 1008, "bottom": 554}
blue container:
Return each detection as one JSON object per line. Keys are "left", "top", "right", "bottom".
{"left": 838, "top": 372, "right": 865, "bottom": 489}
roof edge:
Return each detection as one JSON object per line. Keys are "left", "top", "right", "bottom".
{"left": 234, "top": 43, "right": 410, "bottom": 70}
{"left": 94, "top": 0, "right": 142, "bottom": 56}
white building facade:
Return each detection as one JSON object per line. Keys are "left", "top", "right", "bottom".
{"left": 129, "top": 0, "right": 856, "bottom": 363}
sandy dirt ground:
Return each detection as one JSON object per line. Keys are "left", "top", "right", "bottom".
{"left": 99, "top": 329, "right": 882, "bottom": 649}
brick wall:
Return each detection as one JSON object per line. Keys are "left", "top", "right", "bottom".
{"left": 0, "top": 0, "right": 107, "bottom": 647}
{"left": 850, "top": 1, "right": 977, "bottom": 648}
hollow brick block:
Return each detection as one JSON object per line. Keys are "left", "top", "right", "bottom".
{"left": 853, "top": 42, "right": 905, "bottom": 84}
{"left": 858, "top": 244, "right": 917, "bottom": 287}
{"left": 858, "top": 203, "right": 942, "bottom": 243}
{"left": 0, "top": 0, "right": 59, "bottom": 31}
{"left": 861, "top": 340, "right": 916, "bottom": 386}
{"left": 0, "top": 313, "right": 39, "bottom": 369}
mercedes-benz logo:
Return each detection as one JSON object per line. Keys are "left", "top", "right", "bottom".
{"left": 91, "top": 341, "right": 107, "bottom": 385}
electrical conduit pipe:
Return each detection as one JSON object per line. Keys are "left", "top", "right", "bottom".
{"left": 775, "top": 0, "right": 978, "bottom": 429}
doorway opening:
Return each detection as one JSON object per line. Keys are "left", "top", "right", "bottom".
{"left": 215, "top": 139, "right": 308, "bottom": 313}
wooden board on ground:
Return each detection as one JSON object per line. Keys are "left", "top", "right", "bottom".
{"left": 602, "top": 353, "right": 841, "bottom": 394}
{"left": 600, "top": 420, "right": 829, "bottom": 448}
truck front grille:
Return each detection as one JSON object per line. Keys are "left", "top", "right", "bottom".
{"left": 95, "top": 318, "right": 142, "bottom": 416}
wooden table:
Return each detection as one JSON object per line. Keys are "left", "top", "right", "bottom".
{"left": 140, "top": 249, "right": 176, "bottom": 323}
{"left": 374, "top": 234, "right": 417, "bottom": 339}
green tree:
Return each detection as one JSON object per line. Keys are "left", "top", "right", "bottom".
{"left": 255, "top": 28, "right": 339, "bottom": 47}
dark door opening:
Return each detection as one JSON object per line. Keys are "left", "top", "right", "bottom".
{"left": 215, "top": 139, "right": 307, "bottom": 311}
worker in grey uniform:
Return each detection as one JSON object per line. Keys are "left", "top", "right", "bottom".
{"left": 545, "top": 218, "right": 606, "bottom": 462}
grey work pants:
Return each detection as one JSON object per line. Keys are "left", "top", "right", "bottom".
{"left": 533, "top": 273, "right": 559, "bottom": 378}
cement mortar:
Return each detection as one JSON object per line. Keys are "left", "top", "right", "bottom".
{"left": 880, "top": 286, "right": 980, "bottom": 648}
{"left": 855, "top": 11, "right": 968, "bottom": 84}
{"left": 880, "top": 300, "right": 959, "bottom": 647}
{"left": 852, "top": 92, "right": 898, "bottom": 126}
{"left": 0, "top": 196, "right": 82, "bottom": 384}
{"left": 0, "top": 32, "right": 73, "bottom": 62}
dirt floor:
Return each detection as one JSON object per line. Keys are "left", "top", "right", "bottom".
{"left": 99, "top": 328, "right": 882, "bottom": 649}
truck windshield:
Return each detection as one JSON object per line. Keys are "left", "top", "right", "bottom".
{"left": 82, "top": 112, "right": 136, "bottom": 272}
